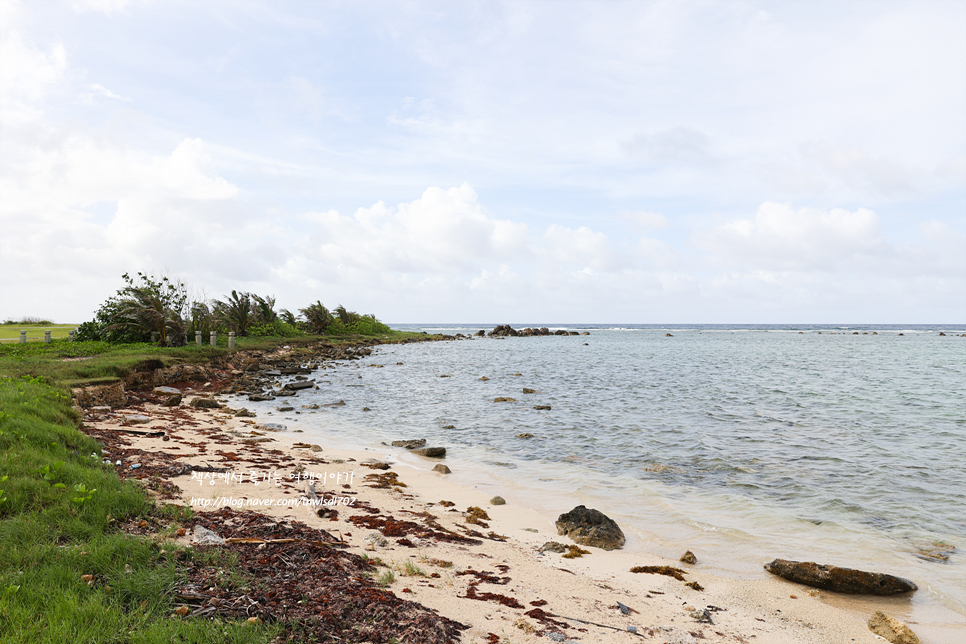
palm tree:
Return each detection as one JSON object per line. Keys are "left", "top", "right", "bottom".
{"left": 214, "top": 290, "right": 253, "bottom": 336}
{"left": 104, "top": 273, "right": 188, "bottom": 346}
{"left": 299, "top": 301, "right": 332, "bottom": 334}
{"left": 250, "top": 294, "right": 278, "bottom": 326}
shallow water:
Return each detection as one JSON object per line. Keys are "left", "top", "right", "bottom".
{"left": 235, "top": 324, "right": 966, "bottom": 640}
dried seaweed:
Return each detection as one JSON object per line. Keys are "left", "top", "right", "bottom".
{"left": 629, "top": 565, "right": 688, "bottom": 581}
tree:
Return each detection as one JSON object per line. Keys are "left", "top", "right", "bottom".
{"left": 299, "top": 301, "right": 332, "bottom": 334}
{"left": 100, "top": 272, "right": 188, "bottom": 346}
{"left": 214, "top": 290, "right": 253, "bottom": 336}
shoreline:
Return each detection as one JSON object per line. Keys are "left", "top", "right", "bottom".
{"left": 71, "top": 342, "right": 943, "bottom": 643}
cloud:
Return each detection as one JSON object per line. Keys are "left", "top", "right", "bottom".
{"left": 78, "top": 83, "right": 131, "bottom": 106}
{"left": 697, "top": 202, "right": 893, "bottom": 272}
{"left": 621, "top": 127, "right": 715, "bottom": 166}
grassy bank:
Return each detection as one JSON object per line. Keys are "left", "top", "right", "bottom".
{"left": 0, "top": 330, "right": 426, "bottom": 643}
{"left": 0, "top": 324, "right": 79, "bottom": 343}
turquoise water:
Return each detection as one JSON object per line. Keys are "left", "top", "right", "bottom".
{"left": 237, "top": 325, "right": 966, "bottom": 637}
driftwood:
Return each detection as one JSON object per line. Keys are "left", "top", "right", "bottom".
{"left": 167, "top": 462, "right": 231, "bottom": 476}
{"left": 109, "top": 428, "right": 166, "bottom": 437}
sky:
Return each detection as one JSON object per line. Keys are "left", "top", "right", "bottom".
{"left": 1, "top": 0, "right": 964, "bottom": 324}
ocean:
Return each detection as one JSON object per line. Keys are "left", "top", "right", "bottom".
{"left": 232, "top": 324, "right": 966, "bottom": 640}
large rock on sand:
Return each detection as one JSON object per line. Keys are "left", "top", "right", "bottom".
{"left": 868, "top": 611, "right": 920, "bottom": 644}
{"left": 556, "top": 505, "right": 625, "bottom": 550}
{"left": 763, "top": 559, "right": 917, "bottom": 595}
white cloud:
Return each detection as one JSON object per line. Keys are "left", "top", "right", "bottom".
{"left": 78, "top": 83, "right": 131, "bottom": 106}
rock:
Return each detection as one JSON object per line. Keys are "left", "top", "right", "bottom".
{"left": 411, "top": 447, "right": 446, "bottom": 458}
{"left": 522, "top": 388, "right": 536, "bottom": 394}
{"left": 475, "top": 330, "right": 485, "bottom": 337}
{"left": 763, "top": 559, "right": 917, "bottom": 595}
{"left": 234, "top": 408, "right": 255, "bottom": 417}
{"left": 161, "top": 394, "right": 182, "bottom": 407}
{"left": 478, "top": 376, "right": 490, "bottom": 381}
{"left": 441, "top": 424, "right": 455, "bottom": 429}
{"left": 277, "top": 406, "right": 294, "bottom": 412}
{"left": 556, "top": 505, "right": 625, "bottom": 550}
{"left": 301, "top": 404, "right": 320, "bottom": 410}
{"left": 363, "top": 532, "right": 388, "bottom": 549}
{"left": 581, "top": 332, "right": 590, "bottom": 335}
{"left": 533, "top": 405, "right": 551, "bottom": 410}
{"left": 189, "top": 397, "right": 220, "bottom": 409}
{"left": 392, "top": 439, "right": 427, "bottom": 449}
{"left": 248, "top": 394, "right": 275, "bottom": 402}
{"left": 192, "top": 526, "right": 225, "bottom": 546}
{"left": 283, "top": 381, "right": 314, "bottom": 390}
{"left": 680, "top": 550, "right": 697, "bottom": 564}
{"left": 512, "top": 373, "right": 522, "bottom": 376}
{"left": 868, "top": 611, "right": 920, "bottom": 644}
{"left": 490, "top": 496, "right": 506, "bottom": 505}
{"left": 516, "top": 433, "right": 534, "bottom": 438}
{"left": 74, "top": 382, "right": 127, "bottom": 408}
{"left": 321, "top": 400, "right": 346, "bottom": 407}
{"left": 361, "top": 407, "right": 370, "bottom": 411}
{"left": 254, "top": 423, "right": 287, "bottom": 432}
{"left": 665, "top": 333, "right": 673, "bottom": 337}
{"left": 123, "top": 415, "right": 152, "bottom": 425}
{"left": 538, "top": 542, "right": 568, "bottom": 553}
{"left": 433, "top": 464, "right": 452, "bottom": 474}
{"left": 494, "top": 397, "right": 517, "bottom": 402}
{"left": 153, "top": 386, "right": 181, "bottom": 396}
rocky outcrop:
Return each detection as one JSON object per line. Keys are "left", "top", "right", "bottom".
{"left": 74, "top": 382, "right": 127, "bottom": 408}
{"left": 189, "top": 397, "right": 220, "bottom": 409}
{"left": 487, "top": 325, "right": 582, "bottom": 337}
{"left": 763, "top": 559, "right": 917, "bottom": 595}
{"left": 868, "top": 611, "right": 920, "bottom": 643}
{"left": 556, "top": 505, "right": 625, "bottom": 550}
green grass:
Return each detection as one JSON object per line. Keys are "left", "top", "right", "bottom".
{"left": 0, "top": 328, "right": 434, "bottom": 643}
{"left": 0, "top": 325, "right": 79, "bottom": 343}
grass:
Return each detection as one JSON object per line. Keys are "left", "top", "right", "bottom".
{"left": 0, "top": 328, "right": 435, "bottom": 643}
{"left": 0, "top": 325, "right": 79, "bottom": 343}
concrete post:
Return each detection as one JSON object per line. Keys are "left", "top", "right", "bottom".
{"left": 228, "top": 331, "right": 235, "bottom": 349}
{"left": 44, "top": 330, "right": 52, "bottom": 344}
{"left": 19, "top": 330, "right": 26, "bottom": 344}
{"left": 210, "top": 331, "right": 217, "bottom": 347}
{"left": 150, "top": 331, "right": 158, "bottom": 343}
{"left": 195, "top": 330, "right": 202, "bottom": 346}
{"left": 69, "top": 329, "right": 76, "bottom": 342}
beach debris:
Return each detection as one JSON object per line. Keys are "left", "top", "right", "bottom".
{"left": 153, "top": 386, "right": 181, "bottom": 396}
{"left": 361, "top": 461, "right": 391, "bottom": 470}
{"left": 364, "top": 471, "right": 407, "bottom": 489}
{"left": 562, "top": 545, "right": 590, "bottom": 559}
{"left": 522, "top": 388, "right": 536, "bottom": 394}
{"left": 433, "top": 464, "right": 452, "bottom": 474}
{"left": 516, "top": 433, "right": 534, "bottom": 438}
{"left": 411, "top": 447, "right": 446, "bottom": 458}
{"left": 534, "top": 405, "right": 551, "bottom": 410}
{"left": 192, "top": 526, "right": 226, "bottom": 546}
{"left": 630, "top": 565, "right": 687, "bottom": 580}
{"left": 490, "top": 496, "right": 506, "bottom": 505}
{"left": 494, "top": 397, "right": 517, "bottom": 402}
{"left": 763, "top": 559, "right": 917, "bottom": 594}
{"left": 538, "top": 542, "right": 568, "bottom": 553}
{"left": 556, "top": 505, "right": 626, "bottom": 550}
{"left": 512, "top": 373, "right": 523, "bottom": 376}
{"left": 160, "top": 394, "right": 182, "bottom": 407}
{"left": 438, "top": 500, "right": 455, "bottom": 507}
{"left": 392, "top": 439, "right": 426, "bottom": 449}
{"left": 914, "top": 542, "right": 955, "bottom": 562}
{"left": 685, "top": 581, "right": 704, "bottom": 591}
{"left": 868, "top": 610, "right": 920, "bottom": 643}
{"left": 189, "top": 398, "right": 220, "bottom": 409}
{"left": 680, "top": 550, "right": 697, "bottom": 564}
{"left": 466, "top": 507, "right": 490, "bottom": 526}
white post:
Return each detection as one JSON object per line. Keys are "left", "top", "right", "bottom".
{"left": 195, "top": 330, "right": 202, "bottom": 346}
{"left": 69, "top": 330, "right": 75, "bottom": 342}
{"left": 228, "top": 331, "right": 235, "bottom": 349}
{"left": 44, "top": 330, "right": 51, "bottom": 344}
{"left": 210, "top": 331, "right": 217, "bottom": 347}
{"left": 19, "top": 330, "right": 26, "bottom": 344}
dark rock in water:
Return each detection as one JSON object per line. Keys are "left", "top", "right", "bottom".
{"left": 284, "top": 381, "right": 314, "bottom": 390}
{"left": 581, "top": 332, "right": 590, "bottom": 335}
{"left": 411, "top": 447, "right": 446, "bottom": 458}
{"left": 763, "top": 559, "right": 917, "bottom": 595}
{"left": 479, "top": 376, "right": 490, "bottom": 381}
{"left": 275, "top": 390, "right": 297, "bottom": 397}
{"left": 490, "top": 496, "right": 506, "bottom": 505}
{"left": 321, "top": 400, "right": 346, "bottom": 407}
{"left": 433, "top": 464, "right": 452, "bottom": 474}
{"left": 277, "top": 406, "right": 294, "bottom": 412}
{"left": 189, "top": 397, "right": 220, "bottom": 409}
{"left": 441, "top": 424, "right": 456, "bottom": 429}
{"left": 868, "top": 611, "right": 920, "bottom": 644}
{"left": 665, "top": 333, "right": 673, "bottom": 337}
{"left": 680, "top": 550, "right": 697, "bottom": 564}
{"left": 556, "top": 505, "right": 625, "bottom": 550}
{"left": 534, "top": 405, "right": 551, "bottom": 410}
{"left": 494, "top": 397, "right": 516, "bottom": 402}
{"left": 392, "top": 439, "right": 427, "bottom": 449}
{"left": 161, "top": 394, "right": 182, "bottom": 407}
{"left": 475, "top": 329, "right": 485, "bottom": 337}
{"left": 522, "top": 388, "right": 536, "bottom": 394}
{"left": 516, "top": 433, "right": 534, "bottom": 438}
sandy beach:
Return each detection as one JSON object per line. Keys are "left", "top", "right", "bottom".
{"left": 68, "top": 344, "right": 921, "bottom": 644}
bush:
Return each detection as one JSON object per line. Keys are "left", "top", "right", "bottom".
{"left": 247, "top": 320, "right": 304, "bottom": 338}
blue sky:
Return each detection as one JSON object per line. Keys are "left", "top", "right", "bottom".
{"left": 1, "top": 0, "right": 964, "bottom": 323}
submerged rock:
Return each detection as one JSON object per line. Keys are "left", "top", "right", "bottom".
{"left": 763, "top": 559, "right": 917, "bottom": 594}
{"left": 411, "top": 447, "right": 446, "bottom": 458}
{"left": 533, "top": 405, "right": 551, "bottom": 410}
{"left": 868, "top": 611, "right": 920, "bottom": 644}
{"left": 392, "top": 439, "right": 427, "bottom": 449}
{"left": 556, "top": 505, "right": 625, "bottom": 550}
